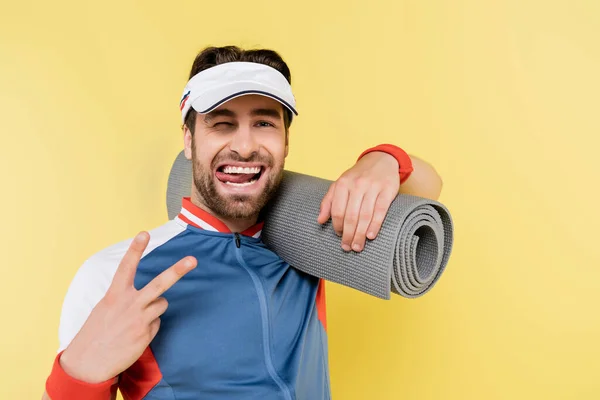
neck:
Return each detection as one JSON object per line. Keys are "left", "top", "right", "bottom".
{"left": 191, "top": 191, "right": 258, "bottom": 233}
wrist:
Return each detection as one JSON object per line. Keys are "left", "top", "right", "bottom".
{"left": 46, "top": 351, "right": 117, "bottom": 400}
{"left": 60, "top": 345, "right": 115, "bottom": 384}
{"left": 357, "top": 144, "right": 414, "bottom": 184}
{"left": 359, "top": 151, "right": 399, "bottom": 169}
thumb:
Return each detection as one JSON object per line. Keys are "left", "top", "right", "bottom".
{"left": 317, "top": 183, "right": 335, "bottom": 224}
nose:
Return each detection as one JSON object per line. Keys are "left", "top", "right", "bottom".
{"left": 229, "top": 124, "right": 259, "bottom": 159}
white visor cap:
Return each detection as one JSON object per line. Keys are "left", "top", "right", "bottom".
{"left": 179, "top": 61, "right": 298, "bottom": 124}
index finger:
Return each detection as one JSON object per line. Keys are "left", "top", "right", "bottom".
{"left": 138, "top": 256, "right": 198, "bottom": 304}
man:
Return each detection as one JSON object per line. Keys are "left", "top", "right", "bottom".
{"left": 43, "top": 46, "right": 443, "bottom": 399}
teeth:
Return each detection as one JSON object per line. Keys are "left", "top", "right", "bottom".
{"left": 224, "top": 179, "right": 258, "bottom": 187}
{"left": 223, "top": 166, "right": 261, "bottom": 174}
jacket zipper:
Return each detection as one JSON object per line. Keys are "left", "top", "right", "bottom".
{"left": 233, "top": 235, "right": 293, "bottom": 400}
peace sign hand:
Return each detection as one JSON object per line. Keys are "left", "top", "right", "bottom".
{"left": 59, "top": 231, "right": 197, "bottom": 384}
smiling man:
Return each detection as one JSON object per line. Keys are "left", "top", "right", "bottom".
{"left": 43, "top": 46, "right": 443, "bottom": 400}
{"left": 189, "top": 95, "right": 288, "bottom": 230}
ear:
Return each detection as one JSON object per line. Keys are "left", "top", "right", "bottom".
{"left": 183, "top": 125, "right": 193, "bottom": 160}
{"left": 284, "top": 130, "right": 289, "bottom": 158}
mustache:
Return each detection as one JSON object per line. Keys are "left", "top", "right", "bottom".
{"left": 211, "top": 152, "right": 274, "bottom": 169}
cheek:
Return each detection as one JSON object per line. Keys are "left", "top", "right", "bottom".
{"left": 262, "top": 131, "right": 287, "bottom": 163}
{"left": 193, "top": 136, "right": 224, "bottom": 169}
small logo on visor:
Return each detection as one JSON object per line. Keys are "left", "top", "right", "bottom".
{"left": 180, "top": 90, "right": 191, "bottom": 111}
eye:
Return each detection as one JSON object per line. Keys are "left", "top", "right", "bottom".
{"left": 214, "top": 122, "right": 234, "bottom": 127}
{"left": 256, "top": 121, "right": 275, "bottom": 128}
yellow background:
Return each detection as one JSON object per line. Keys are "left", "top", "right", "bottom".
{"left": 1, "top": 0, "right": 599, "bottom": 398}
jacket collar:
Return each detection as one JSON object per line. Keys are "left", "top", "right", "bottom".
{"left": 177, "top": 197, "right": 263, "bottom": 238}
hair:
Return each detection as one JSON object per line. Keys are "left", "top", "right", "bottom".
{"left": 183, "top": 46, "right": 293, "bottom": 135}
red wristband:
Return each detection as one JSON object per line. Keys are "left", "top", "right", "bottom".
{"left": 46, "top": 351, "right": 118, "bottom": 400}
{"left": 358, "top": 144, "right": 414, "bottom": 184}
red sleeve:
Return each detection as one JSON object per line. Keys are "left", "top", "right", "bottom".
{"left": 315, "top": 279, "right": 327, "bottom": 331}
{"left": 46, "top": 351, "right": 118, "bottom": 400}
{"left": 357, "top": 144, "right": 414, "bottom": 184}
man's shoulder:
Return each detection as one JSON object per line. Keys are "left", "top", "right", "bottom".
{"left": 73, "top": 219, "right": 188, "bottom": 287}
{"left": 91, "top": 219, "right": 185, "bottom": 263}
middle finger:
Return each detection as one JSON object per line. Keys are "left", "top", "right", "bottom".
{"left": 341, "top": 187, "right": 366, "bottom": 251}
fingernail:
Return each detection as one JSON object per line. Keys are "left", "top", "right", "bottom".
{"left": 352, "top": 243, "right": 361, "bottom": 251}
{"left": 135, "top": 233, "right": 145, "bottom": 243}
{"left": 367, "top": 232, "right": 375, "bottom": 239}
{"left": 185, "top": 258, "right": 196, "bottom": 268}
{"left": 342, "top": 244, "right": 351, "bottom": 252}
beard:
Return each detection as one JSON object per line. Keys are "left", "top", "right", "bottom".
{"left": 191, "top": 138, "right": 284, "bottom": 220}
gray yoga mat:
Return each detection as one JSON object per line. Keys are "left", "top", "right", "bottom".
{"left": 166, "top": 151, "right": 453, "bottom": 299}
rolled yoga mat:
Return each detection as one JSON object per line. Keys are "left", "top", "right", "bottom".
{"left": 166, "top": 151, "right": 454, "bottom": 299}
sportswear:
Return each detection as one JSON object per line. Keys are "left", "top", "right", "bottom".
{"left": 49, "top": 197, "right": 329, "bottom": 400}
{"left": 47, "top": 143, "right": 410, "bottom": 399}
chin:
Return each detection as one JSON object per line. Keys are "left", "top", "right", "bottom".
{"left": 192, "top": 157, "right": 283, "bottom": 220}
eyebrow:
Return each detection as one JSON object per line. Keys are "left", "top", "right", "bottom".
{"left": 203, "top": 109, "right": 236, "bottom": 123}
{"left": 250, "top": 108, "right": 282, "bottom": 120}
{"left": 203, "top": 107, "right": 282, "bottom": 123}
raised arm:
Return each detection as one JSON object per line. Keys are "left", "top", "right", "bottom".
{"left": 317, "top": 144, "right": 443, "bottom": 252}
{"left": 42, "top": 232, "right": 197, "bottom": 400}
